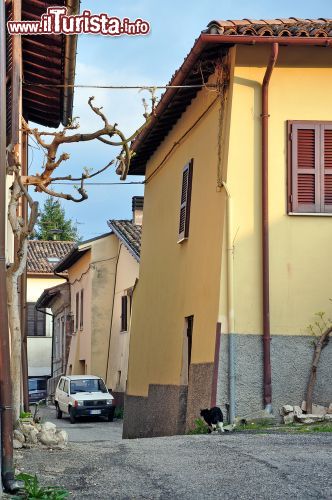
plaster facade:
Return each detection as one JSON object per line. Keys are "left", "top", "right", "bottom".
{"left": 124, "top": 44, "right": 332, "bottom": 437}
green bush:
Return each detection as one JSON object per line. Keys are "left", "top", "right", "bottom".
{"left": 187, "top": 418, "right": 209, "bottom": 435}
{"left": 14, "top": 473, "right": 69, "bottom": 499}
{"left": 19, "top": 411, "right": 32, "bottom": 420}
{"left": 114, "top": 406, "right": 124, "bottom": 419}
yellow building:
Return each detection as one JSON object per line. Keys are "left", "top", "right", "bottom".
{"left": 124, "top": 18, "right": 332, "bottom": 438}
{"left": 54, "top": 199, "right": 142, "bottom": 407}
{"left": 27, "top": 241, "right": 74, "bottom": 383}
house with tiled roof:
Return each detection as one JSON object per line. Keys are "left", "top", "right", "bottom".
{"left": 26, "top": 240, "right": 74, "bottom": 385}
{"left": 50, "top": 197, "right": 143, "bottom": 407}
{"left": 123, "top": 18, "right": 332, "bottom": 438}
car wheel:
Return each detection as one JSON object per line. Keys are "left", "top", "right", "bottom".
{"left": 55, "top": 403, "right": 62, "bottom": 419}
{"left": 69, "top": 407, "right": 76, "bottom": 424}
{"left": 107, "top": 413, "right": 114, "bottom": 422}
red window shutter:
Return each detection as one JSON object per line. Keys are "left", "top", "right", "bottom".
{"left": 291, "top": 124, "right": 320, "bottom": 213}
{"left": 178, "top": 160, "right": 193, "bottom": 240}
{"left": 322, "top": 125, "right": 332, "bottom": 213}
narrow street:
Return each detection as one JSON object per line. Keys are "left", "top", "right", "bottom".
{"left": 16, "top": 407, "right": 332, "bottom": 499}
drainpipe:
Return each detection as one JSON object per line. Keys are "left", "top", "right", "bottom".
{"left": 0, "top": 0, "right": 24, "bottom": 491}
{"left": 261, "top": 43, "right": 279, "bottom": 413}
{"left": 0, "top": 0, "right": 16, "bottom": 491}
{"left": 222, "top": 182, "right": 236, "bottom": 423}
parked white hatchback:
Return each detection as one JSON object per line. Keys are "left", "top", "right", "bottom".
{"left": 54, "top": 375, "right": 114, "bottom": 424}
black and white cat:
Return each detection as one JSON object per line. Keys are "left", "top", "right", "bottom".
{"left": 200, "top": 407, "right": 224, "bottom": 433}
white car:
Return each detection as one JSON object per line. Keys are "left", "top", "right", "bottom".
{"left": 54, "top": 375, "right": 114, "bottom": 424}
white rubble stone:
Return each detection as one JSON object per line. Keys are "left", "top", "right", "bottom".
{"left": 27, "top": 427, "right": 39, "bottom": 445}
{"left": 293, "top": 406, "right": 302, "bottom": 418}
{"left": 20, "top": 423, "right": 35, "bottom": 437}
{"left": 13, "top": 439, "right": 23, "bottom": 450}
{"left": 39, "top": 432, "right": 59, "bottom": 447}
{"left": 327, "top": 403, "right": 332, "bottom": 415}
{"left": 283, "top": 413, "right": 294, "bottom": 424}
{"left": 280, "top": 405, "right": 293, "bottom": 415}
{"left": 41, "top": 421, "right": 57, "bottom": 432}
{"left": 301, "top": 401, "right": 307, "bottom": 412}
{"left": 13, "top": 429, "right": 25, "bottom": 444}
{"left": 20, "top": 423, "right": 39, "bottom": 444}
{"left": 324, "top": 414, "right": 332, "bottom": 422}
{"left": 311, "top": 404, "right": 327, "bottom": 416}
{"left": 55, "top": 430, "right": 68, "bottom": 446}
{"left": 295, "top": 414, "right": 325, "bottom": 424}
{"left": 39, "top": 421, "right": 58, "bottom": 447}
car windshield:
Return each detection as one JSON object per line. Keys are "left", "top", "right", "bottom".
{"left": 29, "top": 379, "right": 47, "bottom": 391}
{"left": 70, "top": 379, "right": 108, "bottom": 394}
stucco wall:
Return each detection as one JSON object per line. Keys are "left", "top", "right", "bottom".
{"left": 106, "top": 245, "right": 139, "bottom": 395}
{"left": 217, "top": 333, "right": 332, "bottom": 419}
{"left": 219, "top": 45, "right": 332, "bottom": 336}
{"left": 66, "top": 250, "right": 92, "bottom": 375}
{"left": 27, "top": 275, "right": 65, "bottom": 376}
{"left": 217, "top": 45, "right": 332, "bottom": 415}
{"left": 66, "top": 234, "right": 122, "bottom": 379}
{"left": 90, "top": 234, "right": 119, "bottom": 379}
{"left": 127, "top": 84, "right": 225, "bottom": 399}
{"left": 27, "top": 337, "right": 52, "bottom": 376}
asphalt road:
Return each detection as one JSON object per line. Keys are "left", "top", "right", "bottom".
{"left": 16, "top": 406, "right": 332, "bottom": 500}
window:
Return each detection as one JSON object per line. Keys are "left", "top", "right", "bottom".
{"left": 26, "top": 303, "right": 46, "bottom": 337}
{"left": 75, "top": 292, "right": 79, "bottom": 332}
{"left": 288, "top": 121, "right": 332, "bottom": 214}
{"left": 63, "top": 380, "right": 69, "bottom": 394}
{"left": 121, "top": 295, "right": 128, "bottom": 332}
{"left": 178, "top": 160, "right": 193, "bottom": 241}
{"left": 80, "top": 289, "right": 84, "bottom": 329}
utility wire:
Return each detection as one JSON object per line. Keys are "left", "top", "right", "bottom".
{"left": 23, "top": 82, "right": 216, "bottom": 90}
{"left": 50, "top": 181, "right": 144, "bottom": 186}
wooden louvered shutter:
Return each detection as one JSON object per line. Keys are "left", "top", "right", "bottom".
{"left": 321, "top": 125, "right": 332, "bottom": 213}
{"left": 178, "top": 160, "right": 193, "bottom": 240}
{"left": 26, "top": 303, "right": 35, "bottom": 336}
{"left": 291, "top": 124, "right": 320, "bottom": 213}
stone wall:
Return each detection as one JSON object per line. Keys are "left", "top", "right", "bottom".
{"left": 123, "top": 363, "right": 214, "bottom": 438}
{"left": 217, "top": 334, "right": 332, "bottom": 420}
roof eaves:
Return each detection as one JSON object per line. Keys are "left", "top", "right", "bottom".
{"left": 108, "top": 222, "right": 140, "bottom": 262}
{"left": 61, "top": 0, "right": 80, "bottom": 125}
{"left": 129, "top": 19, "right": 332, "bottom": 174}
{"left": 54, "top": 245, "right": 90, "bottom": 273}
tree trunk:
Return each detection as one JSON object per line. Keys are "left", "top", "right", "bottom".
{"left": 7, "top": 238, "right": 28, "bottom": 422}
{"left": 305, "top": 326, "right": 332, "bottom": 414}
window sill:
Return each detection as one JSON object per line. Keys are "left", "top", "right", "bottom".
{"left": 177, "top": 237, "right": 188, "bottom": 244}
{"left": 120, "top": 330, "right": 127, "bottom": 334}
{"left": 288, "top": 212, "right": 332, "bottom": 217}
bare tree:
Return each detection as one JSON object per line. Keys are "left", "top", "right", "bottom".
{"left": 6, "top": 94, "right": 154, "bottom": 421}
{"left": 305, "top": 327, "right": 331, "bottom": 414}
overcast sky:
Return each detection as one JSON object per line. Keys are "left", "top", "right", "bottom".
{"left": 29, "top": 0, "right": 331, "bottom": 240}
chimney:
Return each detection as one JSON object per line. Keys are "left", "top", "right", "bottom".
{"left": 132, "top": 196, "right": 144, "bottom": 226}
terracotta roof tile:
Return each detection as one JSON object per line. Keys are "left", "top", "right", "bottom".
{"left": 129, "top": 17, "right": 332, "bottom": 176}
{"left": 206, "top": 18, "right": 332, "bottom": 37}
{"left": 107, "top": 221, "right": 141, "bottom": 262}
{"left": 27, "top": 240, "right": 75, "bottom": 274}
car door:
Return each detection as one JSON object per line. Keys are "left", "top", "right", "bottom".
{"left": 62, "top": 379, "right": 70, "bottom": 413}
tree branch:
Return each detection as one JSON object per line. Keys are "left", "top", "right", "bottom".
{"left": 50, "top": 160, "right": 114, "bottom": 182}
